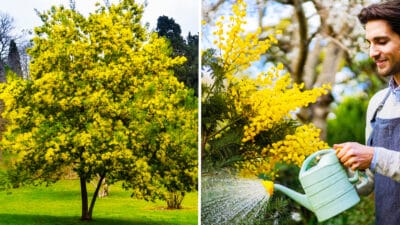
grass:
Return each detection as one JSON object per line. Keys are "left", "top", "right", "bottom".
{"left": 0, "top": 179, "right": 198, "bottom": 225}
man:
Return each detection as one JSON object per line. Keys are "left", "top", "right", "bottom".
{"left": 333, "top": 1, "right": 400, "bottom": 225}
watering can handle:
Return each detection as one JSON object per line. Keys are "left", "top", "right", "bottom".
{"left": 299, "top": 149, "right": 335, "bottom": 175}
{"left": 348, "top": 170, "right": 369, "bottom": 188}
{"left": 348, "top": 170, "right": 359, "bottom": 183}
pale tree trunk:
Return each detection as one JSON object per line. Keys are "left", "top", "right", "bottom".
{"left": 312, "top": 40, "right": 344, "bottom": 140}
{"left": 303, "top": 36, "right": 322, "bottom": 90}
{"left": 297, "top": 36, "right": 322, "bottom": 124}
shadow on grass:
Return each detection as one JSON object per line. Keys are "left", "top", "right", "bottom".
{"left": 0, "top": 214, "right": 188, "bottom": 225}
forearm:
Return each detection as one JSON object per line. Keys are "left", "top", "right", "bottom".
{"left": 374, "top": 147, "right": 400, "bottom": 182}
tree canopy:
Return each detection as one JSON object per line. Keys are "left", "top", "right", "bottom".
{"left": 0, "top": 0, "right": 197, "bottom": 221}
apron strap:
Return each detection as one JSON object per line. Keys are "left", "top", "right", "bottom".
{"left": 370, "top": 89, "right": 391, "bottom": 125}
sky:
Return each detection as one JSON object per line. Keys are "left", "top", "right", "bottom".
{"left": 0, "top": 0, "right": 199, "bottom": 37}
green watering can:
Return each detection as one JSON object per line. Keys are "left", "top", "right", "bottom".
{"left": 273, "top": 149, "right": 368, "bottom": 222}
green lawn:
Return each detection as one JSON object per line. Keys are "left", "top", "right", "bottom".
{"left": 0, "top": 179, "right": 198, "bottom": 225}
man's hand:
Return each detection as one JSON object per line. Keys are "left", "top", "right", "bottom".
{"left": 333, "top": 142, "right": 374, "bottom": 170}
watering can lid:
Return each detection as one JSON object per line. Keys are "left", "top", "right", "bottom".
{"left": 299, "top": 149, "right": 338, "bottom": 176}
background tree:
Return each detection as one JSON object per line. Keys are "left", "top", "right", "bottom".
{"left": 0, "top": 61, "right": 4, "bottom": 82}
{"left": 183, "top": 32, "right": 199, "bottom": 96}
{"left": 7, "top": 39, "right": 22, "bottom": 77}
{"left": 0, "top": 12, "right": 14, "bottom": 64}
{"left": 16, "top": 39, "right": 33, "bottom": 79}
{"left": 156, "top": 16, "right": 184, "bottom": 53}
{"left": 0, "top": 12, "right": 30, "bottom": 79}
{"left": 0, "top": 0, "right": 197, "bottom": 221}
{"left": 156, "top": 16, "right": 199, "bottom": 95}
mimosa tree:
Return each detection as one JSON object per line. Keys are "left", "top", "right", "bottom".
{"left": 201, "top": 0, "right": 330, "bottom": 178}
{"left": 0, "top": 0, "right": 197, "bottom": 221}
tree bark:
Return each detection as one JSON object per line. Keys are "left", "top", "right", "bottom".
{"left": 303, "top": 36, "right": 322, "bottom": 89}
{"left": 292, "top": 0, "right": 308, "bottom": 84}
{"left": 88, "top": 174, "right": 105, "bottom": 217}
{"left": 79, "top": 174, "right": 105, "bottom": 221}
{"left": 80, "top": 175, "right": 90, "bottom": 221}
{"left": 312, "top": 40, "right": 344, "bottom": 140}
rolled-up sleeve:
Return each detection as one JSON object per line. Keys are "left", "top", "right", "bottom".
{"left": 374, "top": 147, "right": 400, "bottom": 182}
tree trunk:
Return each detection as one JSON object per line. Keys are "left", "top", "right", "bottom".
{"left": 297, "top": 36, "right": 323, "bottom": 124}
{"left": 88, "top": 174, "right": 105, "bottom": 217}
{"left": 80, "top": 176, "right": 91, "bottom": 221}
{"left": 79, "top": 174, "right": 105, "bottom": 221}
{"left": 303, "top": 36, "right": 322, "bottom": 89}
{"left": 312, "top": 40, "right": 344, "bottom": 140}
{"left": 292, "top": 0, "right": 308, "bottom": 84}
{"left": 166, "top": 191, "right": 185, "bottom": 209}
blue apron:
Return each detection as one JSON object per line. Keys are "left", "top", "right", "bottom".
{"left": 367, "top": 90, "right": 400, "bottom": 225}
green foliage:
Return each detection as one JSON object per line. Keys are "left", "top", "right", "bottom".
{"left": 156, "top": 16, "right": 199, "bottom": 95}
{"left": 327, "top": 97, "right": 368, "bottom": 146}
{"left": 0, "top": 0, "right": 197, "bottom": 220}
{"left": 201, "top": 48, "right": 236, "bottom": 166}
{"left": 157, "top": 16, "right": 184, "bottom": 48}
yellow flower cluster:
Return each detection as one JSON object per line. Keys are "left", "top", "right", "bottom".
{"left": 239, "top": 66, "right": 330, "bottom": 142}
{"left": 212, "top": 0, "right": 279, "bottom": 77}
{"left": 239, "top": 124, "right": 329, "bottom": 178}
{"left": 266, "top": 124, "right": 329, "bottom": 166}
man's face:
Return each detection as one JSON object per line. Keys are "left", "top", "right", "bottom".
{"left": 366, "top": 19, "right": 400, "bottom": 79}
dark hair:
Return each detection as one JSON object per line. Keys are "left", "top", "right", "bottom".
{"left": 358, "top": 0, "right": 400, "bottom": 36}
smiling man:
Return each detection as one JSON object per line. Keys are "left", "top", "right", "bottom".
{"left": 333, "top": 1, "right": 400, "bottom": 225}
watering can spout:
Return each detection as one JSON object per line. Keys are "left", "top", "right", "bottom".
{"left": 274, "top": 184, "right": 312, "bottom": 211}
